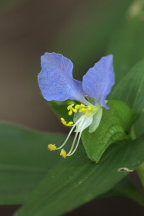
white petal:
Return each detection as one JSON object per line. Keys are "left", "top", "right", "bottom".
{"left": 75, "top": 114, "right": 93, "bottom": 133}
{"left": 88, "top": 108, "right": 103, "bottom": 133}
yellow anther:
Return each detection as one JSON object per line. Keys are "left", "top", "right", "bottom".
{"left": 67, "top": 104, "right": 77, "bottom": 116}
{"left": 68, "top": 121, "right": 74, "bottom": 126}
{"left": 60, "top": 149, "right": 67, "bottom": 158}
{"left": 87, "top": 106, "right": 93, "bottom": 111}
{"left": 79, "top": 104, "right": 85, "bottom": 109}
{"left": 60, "top": 117, "right": 73, "bottom": 126}
{"left": 81, "top": 104, "right": 85, "bottom": 107}
{"left": 48, "top": 144, "right": 57, "bottom": 151}
{"left": 68, "top": 110, "right": 73, "bottom": 116}
{"left": 67, "top": 104, "right": 76, "bottom": 112}
{"left": 79, "top": 108, "right": 86, "bottom": 112}
{"left": 67, "top": 104, "right": 74, "bottom": 110}
{"left": 76, "top": 104, "right": 93, "bottom": 116}
{"left": 75, "top": 104, "right": 81, "bottom": 110}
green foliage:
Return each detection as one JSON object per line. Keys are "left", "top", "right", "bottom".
{"left": 107, "top": 1, "right": 144, "bottom": 190}
{"left": 0, "top": 0, "right": 28, "bottom": 13}
{"left": 1, "top": 1, "right": 144, "bottom": 215}
{"left": 1, "top": 122, "right": 143, "bottom": 213}
{"left": 108, "top": 0, "right": 144, "bottom": 82}
{"left": 110, "top": 57, "right": 144, "bottom": 187}
{"left": 15, "top": 135, "right": 144, "bottom": 216}
{"left": 53, "top": 0, "right": 132, "bottom": 78}
{"left": 110, "top": 58, "right": 144, "bottom": 137}
{"left": 82, "top": 100, "right": 133, "bottom": 162}
{"left": 0, "top": 123, "right": 65, "bottom": 204}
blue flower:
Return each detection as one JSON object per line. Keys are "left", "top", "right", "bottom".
{"left": 38, "top": 52, "right": 115, "bottom": 158}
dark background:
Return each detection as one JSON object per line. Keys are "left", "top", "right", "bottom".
{"left": 0, "top": 0, "right": 144, "bottom": 215}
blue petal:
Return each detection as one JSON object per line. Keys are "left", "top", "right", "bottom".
{"left": 38, "top": 52, "right": 86, "bottom": 102}
{"left": 82, "top": 55, "right": 115, "bottom": 109}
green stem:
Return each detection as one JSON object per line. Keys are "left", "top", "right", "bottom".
{"left": 130, "top": 126, "right": 136, "bottom": 140}
{"left": 137, "top": 163, "right": 144, "bottom": 188}
{"left": 130, "top": 127, "right": 144, "bottom": 188}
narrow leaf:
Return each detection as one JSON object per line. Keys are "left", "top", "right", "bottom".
{"left": 108, "top": 0, "right": 144, "bottom": 82}
{"left": 15, "top": 136, "right": 144, "bottom": 216}
{"left": 0, "top": 123, "right": 69, "bottom": 204}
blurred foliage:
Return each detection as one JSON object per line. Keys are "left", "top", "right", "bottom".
{"left": 0, "top": 0, "right": 28, "bottom": 13}
{"left": 0, "top": 123, "right": 62, "bottom": 204}
{"left": 1, "top": 0, "right": 144, "bottom": 215}
{"left": 108, "top": 0, "right": 144, "bottom": 82}
{"left": 52, "top": 0, "right": 133, "bottom": 79}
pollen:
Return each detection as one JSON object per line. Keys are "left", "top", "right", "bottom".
{"left": 48, "top": 144, "right": 57, "bottom": 151}
{"left": 60, "top": 149, "right": 67, "bottom": 158}
{"left": 60, "top": 117, "right": 73, "bottom": 126}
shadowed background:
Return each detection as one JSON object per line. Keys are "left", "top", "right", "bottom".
{"left": 0, "top": 0, "right": 131, "bottom": 132}
{"left": 0, "top": 0, "right": 144, "bottom": 215}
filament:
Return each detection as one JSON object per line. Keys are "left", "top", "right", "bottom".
{"left": 56, "top": 116, "right": 83, "bottom": 150}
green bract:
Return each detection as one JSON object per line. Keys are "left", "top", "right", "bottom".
{"left": 82, "top": 99, "right": 133, "bottom": 162}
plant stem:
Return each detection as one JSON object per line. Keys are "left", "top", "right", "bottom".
{"left": 137, "top": 163, "right": 144, "bottom": 188}
{"left": 130, "top": 127, "right": 144, "bottom": 188}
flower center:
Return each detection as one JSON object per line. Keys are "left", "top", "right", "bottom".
{"left": 48, "top": 102, "right": 101, "bottom": 158}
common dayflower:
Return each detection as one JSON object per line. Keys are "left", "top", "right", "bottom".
{"left": 38, "top": 52, "right": 115, "bottom": 158}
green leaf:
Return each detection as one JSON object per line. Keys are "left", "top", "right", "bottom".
{"left": 110, "top": 58, "right": 144, "bottom": 137}
{"left": 15, "top": 136, "right": 144, "bottom": 216}
{"left": 108, "top": 0, "right": 144, "bottom": 82}
{"left": 110, "top": 58, "right": 144, "bottom": 186}
{"left": 0, "top": 122, "right": 70, "bottom": 204}
{"left": 82, "top": 99, "right": 133, "bottom": 162}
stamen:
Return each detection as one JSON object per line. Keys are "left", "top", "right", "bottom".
{"left": 67, "top": 114, "right": 86, "bottom": 156}
{"left": 68, "top": 110, "right": 73, "bottom": 116}
{"left": 67, "top": 131, "right": 82, "bottom": 156}
{"left": 67, "top": 103, "right": 93, "bottom": 118}
{"left": 75, "top": 104, "right": 80, "bottom": 110}
{"left": 77, "top": 104, "right": 93, "bottom": 116}
{"left": 48, "top": 144, "right": 57, "bottom": 151}
{"left": 60, "top": 149, "right": 67, "bottom": 158}
{"left": 67, "top": 104, "right": 77, "bottom": 116}
{"left": 60, "top": 117, "right": 73, "bottom": 126}
{"left": 57, "top": 116, "right": 83, "bottom": 150}
{"left": 66, "top": 132, "right": 79, "bottom": 155}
